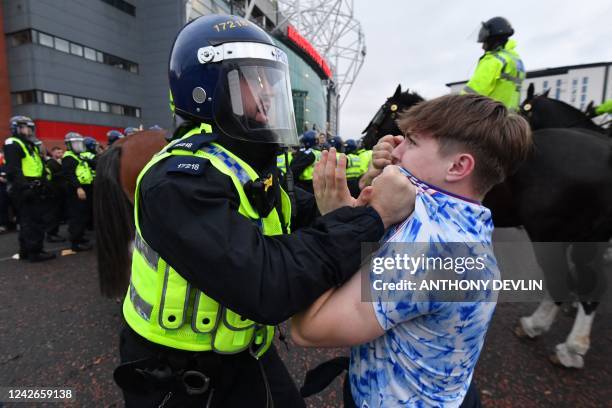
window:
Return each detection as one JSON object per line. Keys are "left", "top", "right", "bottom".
{"left": 543, "top": 80, "right": 548, "bottom": 90}
{"left": 582, "top": 86, "right": 587, "bottom": 93}
{"left": 12, "top": 90, "right": 37, "bottom": 105}
{"left": 556, "top": 79, "right": 562, "bottom": 86}
{"left": 59, "top": 94, "right": 74, "bottom": 108}
{"left": 54, "top": 37, "right": 69, "bottom": 53}
{"left": 9, "top": 30, "right": 33, "bottom": 47}
{"left": 101, "top": 0, "right": 136, "bottom": 16}
{"left": 74, "top": 97, "right": 87, "bottom": 110}
{"left": 555, "top": 89, "right": 561, "bottom": 99}
{"left": 96, "top": 51, "right": 104, "bottom": 63}
{"left": 582, "top": 77, "right": 588, "bottom": 85}
{"left": 70, "top": 43, "right": 83, "bottom": 56}
{"left": 111, "top": 104, "right": 124, "bottom": 115}
{"left": 100, "top": 102, "right": 109, "bottom": 112}
{"left": 39, "top": 32, "right": 54, "bottom": 48}
{"left": 84, "top": 47, "right": 97, "bottom": 61}
{"left": 129, "top": 63, "right": 138, "bottom": 74}
{"left": 42, "top": 92, "right": 58, "bottom": 105}
{"left": 572, "top": 79, "right": 578, "bottom": 86}
{"left": 87, "top": 99, "right": 100, "bottom": 111}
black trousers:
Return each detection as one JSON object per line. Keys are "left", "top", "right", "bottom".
{"left": 44, "top": 187, "right": 65, "bottom": 236}
{"left": 117, "top": 326, "right": 305, "bottom": 408}
{"left": 67, "top": 185, "right": 91, "bottom": 245}
{"left": 0, "top": 182, "right": 9, "bottom": 227}
{"left": 11, "top": 191, "right": 46, "bottom": 255}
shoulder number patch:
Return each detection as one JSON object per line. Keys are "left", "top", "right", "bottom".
{"left": 166, "top": 156, "right": 208, "bottom": 176}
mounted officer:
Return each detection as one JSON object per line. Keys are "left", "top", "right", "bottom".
{"left": 462, "top": 17, "right": 525, "bottom": 111}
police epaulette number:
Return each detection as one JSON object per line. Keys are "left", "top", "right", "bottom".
{"left": 166, "top": 156, "right": 207, "bottom": 176}
{"left": 168, "top": 133, "right": 217, "bottom": 153}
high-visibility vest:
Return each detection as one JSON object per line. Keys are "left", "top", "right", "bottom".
{"left": 462, "top": 39, "right": 525, "bottom": 111}
{"left": 124, "top": 124, "right": 291, "bottom": 358}
{"left": 356, "top": 149, "right": 372, "bottom": 175}
{"left": 276, "top": 151, "right": 293, "bottom": 174}
{"left": 298, "top": 149, "right": 322, "bottom": 181}
{"left": 346, "top": 153, "right": 364, "bottom": 179}
{"left": 79, "top": 151, "right": 97, "bottom": 179}
{"left": 4, "top": 137, "right": 44, "bottom": 178}
{"left": 63, "top": 151, "right": 94, "bottom": 185}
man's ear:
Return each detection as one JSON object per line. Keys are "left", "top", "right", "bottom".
{"left": 446, "top": 153, "right": 475, "bottom": 182}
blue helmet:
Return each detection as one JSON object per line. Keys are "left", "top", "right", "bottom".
{"left": 106, "top": 130, "right": 124, "bottom": 145}
{"left": 328, "top": 136, "right": 343, "bottom": 152}
{"left": 149, "top": 125, "right": 163, "bottom": 131}
{"left": 65, "top": 132, "right": 85, "bottom": 153}
{"left": 300, "top": 130, "right": 317, "bottom": 149}
{"left": 83, "top": 136, "right": 98, "bottom": 152}
{"left": 168, "top": 15, "right": 298, "bottom": 145}
{"left": 344, "top": 139, "right": 357, "bottom": 154}
{"left": 124, "top": 127, "right": 138, "bottom": 136}
{"left": 9, "top": 115, "right": 35, "bottom": 137}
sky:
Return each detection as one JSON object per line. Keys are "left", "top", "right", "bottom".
{"left": 338, "top": 0, "right": 612, "bottom": 139}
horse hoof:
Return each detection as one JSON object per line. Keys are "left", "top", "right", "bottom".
{"left": 549, "top": 353, "right": 583, "bottom": 369}
{"left": 514, "top": 324, "right": 532, "bottom": 339}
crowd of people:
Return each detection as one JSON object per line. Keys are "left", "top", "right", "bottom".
{"left": 0, "top": 119, "right": 135, "bottom": 261}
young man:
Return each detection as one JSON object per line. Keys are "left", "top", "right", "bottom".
{"left": 292, "top": 94, "right": 532, "bottom": 407}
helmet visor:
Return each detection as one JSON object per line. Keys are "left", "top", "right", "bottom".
{"left": 477, "top": 23, "right": 489, "bottom": 43}
{"left": 215, "top": 60, "right": 298, "bottom": 146}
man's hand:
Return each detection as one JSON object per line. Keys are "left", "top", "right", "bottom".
{"left": 77, "top": 187, "right": 86, "bottom": 201}
{"left": 358, "top": 165, "right": 416, "bottom": 229}
{"left": 359, "top": 134, "right": 404, "bottom": 189}
{"left": 313, "top": 148, "right": 355, "bottom": 215}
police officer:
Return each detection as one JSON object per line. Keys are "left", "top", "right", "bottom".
{"left": 588, "top": 99, "right": 612, "bottom": 117}
{"left": 107, "top": 130, "right": 124, "bottom": 146}
{"left": 113, "top": 14, "right": 412, "bottom": 407}
{"left": 62, "top": 132, "right": 93, "bottom": 252}
{"left": 44, "top": 146, "right": 67, "bottom": 243}
{"left": 289, "top": 130, "right": 321, "bottom": 193}
{"left": 462, "top": 17, "right": 525, "bottom": 111}
{"left": 124, "top": 127, "right": 138, "bottom": 137}
{"left": 3, "top": 116, "right": 55, "bottom": 261}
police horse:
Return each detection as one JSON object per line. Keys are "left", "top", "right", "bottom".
{"left": 362, "top": 85, "right": 612, "bottom": 369}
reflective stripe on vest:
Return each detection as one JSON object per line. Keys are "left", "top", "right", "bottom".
{"left": 346, "top": 154, "right": 363, "bottom": 178}
{"left": 63, "top": 151, "right": 93, "bottom": 184}
{"left": 124, "top": 125, "right": 290, "bottom": 358}
{"left": 5, "top": 137, "right": 44, "bottom": 178}
{"left": 299, "top": 149, "right": 322, "bottom": 181}
{"left": 276, "top": 152, "right": 293, "bottom": 174}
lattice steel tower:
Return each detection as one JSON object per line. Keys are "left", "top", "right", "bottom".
{"left": 276, "top": 0, "right": 366, "bottom": 109}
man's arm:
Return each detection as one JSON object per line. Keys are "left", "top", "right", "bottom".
{"left": 3, "top": 142, "right": 26, "bottom": 188}
{"left": 291, "top": 269, "right": 384, "bottom": 347}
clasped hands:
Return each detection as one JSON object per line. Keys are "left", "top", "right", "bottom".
{"left": 313, "top": 143, "right": 415, "bottom": 229}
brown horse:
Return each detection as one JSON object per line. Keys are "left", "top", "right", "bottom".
{"left": 94, "top": 130, "right": 167, "bottom": 298}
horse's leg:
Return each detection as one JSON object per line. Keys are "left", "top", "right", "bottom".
{"left": 551, "top": 302, "right": 598, "bottom": 368}
{"left": 551, "top": 242, "right": 606, "bottom": 368}
{"left": 516, "top": 243, "right": 570, "bottom": 338}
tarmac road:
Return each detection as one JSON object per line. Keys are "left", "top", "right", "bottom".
{"left": 0, "top": 227, "right": 610, "bottom": 407}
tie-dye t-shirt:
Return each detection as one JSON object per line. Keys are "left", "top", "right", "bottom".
{"left": 349, "top": 168, "right": 499, "bottom": 407}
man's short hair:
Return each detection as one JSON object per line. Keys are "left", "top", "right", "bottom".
{"left": 396, "top": 94, "right": 532, "bottom": 194}
{"left": 51, "top": 146, "right": 63, "bottom": 152}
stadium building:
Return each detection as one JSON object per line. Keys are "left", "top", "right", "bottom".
{"left": 0, "top": 0, "right": 336, "bottom": 146}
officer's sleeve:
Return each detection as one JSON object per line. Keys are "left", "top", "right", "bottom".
{"left": 3, "top": 142, "right": 26, "bottom": 188}
{"left": 61, "top": 156, "right": 80, "bottom": 189}
{"left": 289, "top": 150, "right": 316, "bottom": 178}
{"left": 462, "top": 55, "right": 503, "bottom": 97}
{"left": 139, "top": 163, "right": 384, "bottom": 325}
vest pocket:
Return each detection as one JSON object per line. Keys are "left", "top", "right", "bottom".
{"left": 191, "top": 291, "right": 220, "bottom": 333}
{"left": 223, "top": 308, "right": 255, "bottom": 330}
{"left": 158, "top": 265, "right": 190, "bottom": 329}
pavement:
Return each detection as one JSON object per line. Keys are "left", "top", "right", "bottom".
{"left": 0, "top": 227, "right": 610, "bottom": 407}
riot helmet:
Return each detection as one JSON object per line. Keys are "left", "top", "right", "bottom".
{"left": 124, "top": 127, "right": 138, "bottom": 136}
{"left": 168, "top": 14, "right": 298, "bottom": 146}
{"left": 84, "top": 136, "right": 99, "bottom": 153}
{"left": 477, "top": 17, "right": 514, "bottom": 43}
{"left": 344, "top": 139, "right": 357, "bottom": 154}
{"left": 300, "top": 130, "right": 317, "bottom": 149}
{"left": 9, "top": 115, "right": 36, "bottom": 142}
{"left": 65, "top": 132, "right": 86, "bottom": 153}
{"left": 106, "top": 130, "right": 124, "bottom": 145}
{"left": 328, "top": 136, "right": 344, "bottom": 152}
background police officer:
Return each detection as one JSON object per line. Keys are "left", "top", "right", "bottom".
{"left": 44, "top": 146, "right": 67, "bottom": 243}
{"left": 62, "top": 132, "right": 93, "bottom": 252}
{"left": 462, "top": 16, "right": 525, "bottom": 111}
{"left": 114, "top": 14, "right": 412, "bottom": 407}
{"left": 3, "top": 116, "right": 55, "bottom": 262}
{"left": 290, "top": 130, "right": 322, "bottom": 193}
{"left": 106, "top": 129, "right": 124, "bottom": 147}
